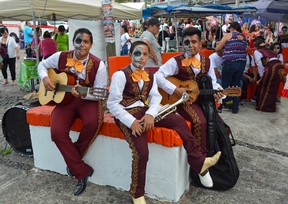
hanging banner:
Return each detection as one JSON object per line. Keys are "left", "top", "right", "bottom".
{"left": 102, "top": 0, "right": 115, "bottom": 43}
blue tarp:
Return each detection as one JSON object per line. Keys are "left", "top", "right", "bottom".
{"left": 142, "top": 4, "right": 257, "bottom": 19}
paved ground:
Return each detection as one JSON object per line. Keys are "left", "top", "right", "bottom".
{"left": 0, "top": 50, "right": 287, "bottom": 203}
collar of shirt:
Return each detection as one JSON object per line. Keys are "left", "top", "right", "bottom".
{"left": 73, "top": 51, "right": 89, "bottom": 65}
{"left": 184, "top": 53, "right": 200, "bottom": 61}
{"left": 130, "top": 64, "right": 145, "bottom": 72}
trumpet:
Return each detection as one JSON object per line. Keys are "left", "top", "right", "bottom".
{"left": 155, "top": 93, "right": 190, "bottom": 122}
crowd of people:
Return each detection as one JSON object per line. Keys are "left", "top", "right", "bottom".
{"left": 0, "top": 21, "right": 69, "bottom": 86}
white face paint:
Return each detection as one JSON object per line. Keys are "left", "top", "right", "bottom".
{"left": 74, "top": 33, "right": 84, "bottom": 53}
{"left": 131, "top": 46, "right": 143, "bottom": 68}
{"left": 183, "top": 36, "right": 193, "bottom": 57}
{"left": 275, "top": 46, "right": 280, "bottom": 54}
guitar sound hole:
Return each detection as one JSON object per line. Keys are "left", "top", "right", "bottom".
{"left": 54, "top": 83, "right": 60, "bottom": 92}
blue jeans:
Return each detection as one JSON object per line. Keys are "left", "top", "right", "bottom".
{"left": 222, "top": 60, "right": 246, "bottom": 111}
{"left": 120, "top": 44, "right": 128, "bottom": 56}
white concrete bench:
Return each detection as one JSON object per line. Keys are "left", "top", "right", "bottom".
{"left": 27, "top": 105, "right": 191, "bottom": 202}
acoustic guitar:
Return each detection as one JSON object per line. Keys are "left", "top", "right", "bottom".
{"left": 38, "top": 68, "right": 108, "bottom": 105}
{"left": 158, "top": 77, "right": 242, "bottom": 105}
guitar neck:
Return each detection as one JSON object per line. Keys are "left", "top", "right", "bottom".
{"left": 200, "top": 89, "right": 215, "bottom": 95}
{"left": 58, "top": 84, "right": 88, "bottom": 95}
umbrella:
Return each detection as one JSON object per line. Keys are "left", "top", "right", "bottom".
{"left": 266, "top": 0, "right": 288, "bottom": 14}
{"left": 241, "top": 0, "right": 288, "bottom": 23}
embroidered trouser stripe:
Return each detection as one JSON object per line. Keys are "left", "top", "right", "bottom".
{"left": 177, "top": 103, "right": 207, "bottom": 154}
{"left": 114, "top": 107, "right": 149, "bottom": 198}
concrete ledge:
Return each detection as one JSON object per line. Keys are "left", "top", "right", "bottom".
{"left": 29, "top": 125, "right": 190, "bottom": 202}
{"left": 27, "top": 105, "right": 192, "bottom": 201}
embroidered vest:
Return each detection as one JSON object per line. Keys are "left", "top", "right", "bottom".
{"left": 120, "top": 66, "right": 154, "bottom": 107}
{"left": 173, "top": 53, "right": 210, "bottom": 81}
{"left": 58, "top": 51, "right": 101, "bottom": 87}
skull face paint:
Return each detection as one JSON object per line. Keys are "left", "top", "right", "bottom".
{"left": 131, "top": 46, "right": 144, "bottom": 68}
{"left": 183, "top": 36, "right": 193, "bottom": 57}
{"left": 74, "top": 33, "right": 84, "bottom": 53}
{"left": 182, "top": 35, "right": 201, "bottom": 58}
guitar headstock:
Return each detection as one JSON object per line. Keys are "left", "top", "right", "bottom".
{"left": 88, "top": 87, "right": 109, "bottom": 100}
{"left": 223, "top": 86, "right": 242, "bottom": 97}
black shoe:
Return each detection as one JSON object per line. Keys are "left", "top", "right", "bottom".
{"left": 67, "top": 167, "right": 73, "bottom": 177}
{"left": 74, "top": 169, "right": 94, "bottom": 196}
{"left": 232, "top": 109, "right": 239, "bottom": 114}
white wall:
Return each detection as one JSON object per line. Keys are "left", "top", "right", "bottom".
{"left": 68, "top": 19, "right": 121, "bottom": 62}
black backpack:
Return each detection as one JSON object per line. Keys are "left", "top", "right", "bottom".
{"left": 190, "top": 74, "right": 239, "bottom": 190}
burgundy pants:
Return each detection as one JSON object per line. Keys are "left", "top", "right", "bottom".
{"left": 114, "top": 107, "right": 205, "bottom": 198}
{"left": 51, "top": 97, "right": 103, "bottom": 180}
{"left": 177, "top": 103, "right": 207, "bottom": 154}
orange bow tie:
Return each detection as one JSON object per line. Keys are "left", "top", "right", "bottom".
{"left": 181, "top": 57, "right": 201, "bottom": 69}
{"left": 66, "top": 58, "right": 84, "bottom": 73}
{"left": 132, "top": 70, "right": 150, "bottom": 83}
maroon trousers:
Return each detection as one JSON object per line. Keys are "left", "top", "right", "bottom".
{"left": 177, "top": 103, "right": 207, "bottom": 154}
{"left": 51, "top": 97, "right": 103, "bottom": 180}
{"left": 114, "top": 107, "right": 205, "bottom": 198}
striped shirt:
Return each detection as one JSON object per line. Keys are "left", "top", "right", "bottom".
{"left": 223, "top": 32, "right": 247, "bottom": 62}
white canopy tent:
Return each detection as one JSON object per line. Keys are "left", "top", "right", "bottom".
{"left": 0, "top": 0, "right": 143, "bottom": 86}
{"left": 0, "top": 0, "right": 142, "bottom": 21}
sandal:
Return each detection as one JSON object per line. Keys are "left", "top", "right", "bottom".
{"left": 2, "top": 81, "right": 8, "bottom": 85}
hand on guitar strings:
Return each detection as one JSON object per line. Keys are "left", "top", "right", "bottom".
{"left": 214, "top": 90, "right": 224, "bottom": 101}
{"left": 43, "top": 76, "right": 56, "bottom": 91}
{"left": 72, "top": 84, "right": 87, "bottom": 98}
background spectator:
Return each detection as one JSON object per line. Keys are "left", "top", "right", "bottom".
{"left": 39, "top": 31, "right": 57, "bottom": 59}
{"left": 54, "top": 25, "right": 69, "bottom": 51}
{"left": 0, "top": 27, "right": 20, "bottom": 85}
{"left": 278, "top": 26, "right": 288, "bottom": 48}
{"left": 31, "top": 27, "right": 42, "bottom": 60}
{"left": 216, "top": 22, "right": 247, "bottom": 114}
{"left": 24, "top": 21, "right": 33, "bottom": 57}
{"left": 120, "top": 24, "right": 131, "bottom": 56}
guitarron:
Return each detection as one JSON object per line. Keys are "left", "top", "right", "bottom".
{"left": 190, "top": 74, "right": 239, "bottom": 190}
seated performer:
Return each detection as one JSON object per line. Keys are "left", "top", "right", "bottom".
{"left": 37, "top": 28, "right": 108, "bottom": 195}
{"left": 253, "top": 38, "right": 286, "bottom": 112}
{"left": 107, "top": 40, "right": 221, "bottom": 204}
{"left": 155, "top": 26, "right": 224, "bottom": 185}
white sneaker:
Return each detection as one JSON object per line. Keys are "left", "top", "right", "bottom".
{"left": 199, "top": 170, "right": 213, "bottom": 188}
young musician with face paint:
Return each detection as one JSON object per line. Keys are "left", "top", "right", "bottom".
{"left": 37, "top": 28, "right": 108, "bottom": 196}
{"left": 107, "top": 41, "right": 221, "bottom": 204}
{"left": 155, "top": 27, "right": 223, "bottom": 189}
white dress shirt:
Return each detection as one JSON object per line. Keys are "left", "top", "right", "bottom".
{"left": 107, "top": 64, "right": 162, "bottom": 128}
{"left": 155, "top": 53, "right": 219, "bottom": 95}
{"left": 37, "top": 51, "right": 108, "bottom": 100}
{"left": 209, "top": 52, "right": 223, "bottom": 75}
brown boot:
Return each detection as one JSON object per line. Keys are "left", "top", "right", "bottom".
{"left": 200, "top": 151, "right": 221, "bottom": 175}
{"left": 132, "top": 196, "right": 146, "bottom": 204}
